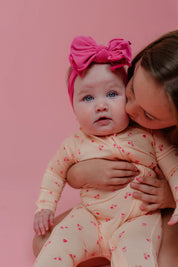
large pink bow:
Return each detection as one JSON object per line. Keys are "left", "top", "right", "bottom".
{"left": 69, "top": 36, "right": 132, "bottom": 75}
{"left": 68, "top": 36, "right": 132, "bottom": 106}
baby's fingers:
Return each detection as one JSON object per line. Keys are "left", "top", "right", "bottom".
{"left": 43, "top": 213, "right": 50, "bottom": 232}
{"left": 49, "top": 212, "right": 54, "bottom": 227}
{"left": 168, "top": 214, "right": 178, "bottom": 226}
{"left": 38, "top": 215, "right": 46, "bottom": 236}
{"left": 34, "top": 219, "right": 41, "bottom": 236}
{"left": 34, "top": 216, "right": 45, "bottom": 236}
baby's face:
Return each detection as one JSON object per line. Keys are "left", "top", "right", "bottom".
{"left": 73, "top": 64, "right": 129, "bottom": 136}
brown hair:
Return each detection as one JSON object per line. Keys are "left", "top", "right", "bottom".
{"left": 128, "top": 30, "right": 178, "bottom": 118}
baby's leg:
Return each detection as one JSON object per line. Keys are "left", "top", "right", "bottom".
{"left": 33, "top": 204, "right": 102, "bottom": 267}
{"left": 110, "top": 212, "right": 162, "bottom": 267}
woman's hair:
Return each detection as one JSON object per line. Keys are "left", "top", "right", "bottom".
{"left": 128, "top": 30, "right": 178, "bottom": 116}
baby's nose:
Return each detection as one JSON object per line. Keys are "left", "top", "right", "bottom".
{"left": 95, "top": 102, "right": 108, "bottom": 112}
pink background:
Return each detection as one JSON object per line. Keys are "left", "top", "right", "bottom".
{"left": 0, "top": 1, "right": 177, "bottom": 266}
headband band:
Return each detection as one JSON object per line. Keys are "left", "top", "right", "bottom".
{"left": 68, "top": 36, "right": 132, "bottom": 105}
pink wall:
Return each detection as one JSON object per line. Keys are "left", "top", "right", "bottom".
{"left": 0, "top": 1, "right": 177, "bottom": 266}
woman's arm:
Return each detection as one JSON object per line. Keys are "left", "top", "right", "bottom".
{"left": 67, "top": 159, "right": 139, "bottom": 190}
{"left": 67, "top": 160, "right": 176, "bottom": 211}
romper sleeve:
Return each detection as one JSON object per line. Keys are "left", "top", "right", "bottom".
{"left": 153, "top": 131, "right": 178, "bottom": 216}
{"left": 35, "top": 136, "right": 77, "bottom": 214}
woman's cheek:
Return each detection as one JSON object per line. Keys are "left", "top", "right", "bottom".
{"left": 125, "top": 99, "right": 134, "bottom": 116}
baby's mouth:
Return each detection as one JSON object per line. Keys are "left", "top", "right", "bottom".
{"left": 95, "top": 117, "right": 111, "bottom": 125}
{"left": 96, "top": 116, "right": 110, "bottom": 121}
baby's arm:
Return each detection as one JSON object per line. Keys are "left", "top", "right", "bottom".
{"left": 154, "top": 132, "right": 178, "bottom": 225}
{"left": 34, "top": 137, "right": 76, "bottom": 235}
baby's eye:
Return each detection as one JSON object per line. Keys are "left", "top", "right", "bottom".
{"left": 83, "top": 95, "right": 93, "bottom": 102}
{"left": 107, "top": 91, "right": 118, "bottom": 98}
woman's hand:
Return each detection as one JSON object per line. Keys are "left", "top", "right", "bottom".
{"left": 34, "top": 209, "right": 54, "bottom": 236}
{"left": 67, "top": 159, "right": 139, "bottom": 191}
{"left": 130, "top": 166, "right": 176, "bottom": 212}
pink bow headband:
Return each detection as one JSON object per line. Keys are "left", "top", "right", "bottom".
{"left": 68, "top": 36, "right": 132, "bottom": 105}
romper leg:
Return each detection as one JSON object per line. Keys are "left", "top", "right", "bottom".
{"left": 110, "top": 212, "right": 162, "bottom": 267}
{"left": 33, "top": 204, "right": 102, "bottom": 267}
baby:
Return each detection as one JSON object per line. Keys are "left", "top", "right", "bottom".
{"left": 34, "top": 36, "right": 178, "bottom": 267}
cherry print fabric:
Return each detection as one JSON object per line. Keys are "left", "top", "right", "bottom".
{"left": 34, "top": 126, "right": 178, "bottom": 266}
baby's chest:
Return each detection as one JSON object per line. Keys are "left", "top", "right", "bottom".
{"left": 76, "top": 132, "right": 157, "bottom": 167}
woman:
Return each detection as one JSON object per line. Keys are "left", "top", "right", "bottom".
{"left": 33, "top": 30, "right": 178, "bottom": 267}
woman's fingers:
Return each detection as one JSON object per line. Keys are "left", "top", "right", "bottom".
{"left": 110, "top": 177, "right": 135, "bottom": 185}
{"left": 139, "top": 203, "right": 160, "bottom": 213}
{"left": 112, "top": 161, "right": 139, "bottom": 171}
{"left": 132, "top": 190, "right": 158, "bottom": 203}
{"left": 100, "top": 183, "right": 129, "bottom": 191}
{"left": 111, "top": 169, "right": 139, "bottom": 178}
{"left": 131, "top": 176, "right": 176, "bottom": 209}
{"left": 132, "top": 191, "right": 162, "bottom": 212}
{"left": 111, "top": 161, "right": 139, "bottom": 179}
{"left": 137, "top": 176, "right": 161, "bottom": 187}
{"left": 130, "top": 181, "right": 158, "bottom": 195}
{"left": 154, "top": 166, "right": 165, "bottom": 179}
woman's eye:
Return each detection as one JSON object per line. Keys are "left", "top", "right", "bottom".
{"left": 83, "top": 95, "right": 93, "bottom": 101}
{"left": 107, "top": 91, "right": 118, "bottom": 98}
{"left": 144, "top": 111, "right": 154, "bottom": 120}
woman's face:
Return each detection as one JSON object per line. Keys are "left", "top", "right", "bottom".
{"left": 125, "top": 65, "right": 177, "bottom": 129}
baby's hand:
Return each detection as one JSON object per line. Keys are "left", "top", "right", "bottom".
{"left": 34, "top": 209, "right": 54, "bottom": 236}
{"left": 168, "top": 214, "right": 178, "bottom": 226}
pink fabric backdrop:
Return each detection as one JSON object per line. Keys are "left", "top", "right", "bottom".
{"left": 0, "top": 0, "right": 177, "bottom": 266}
